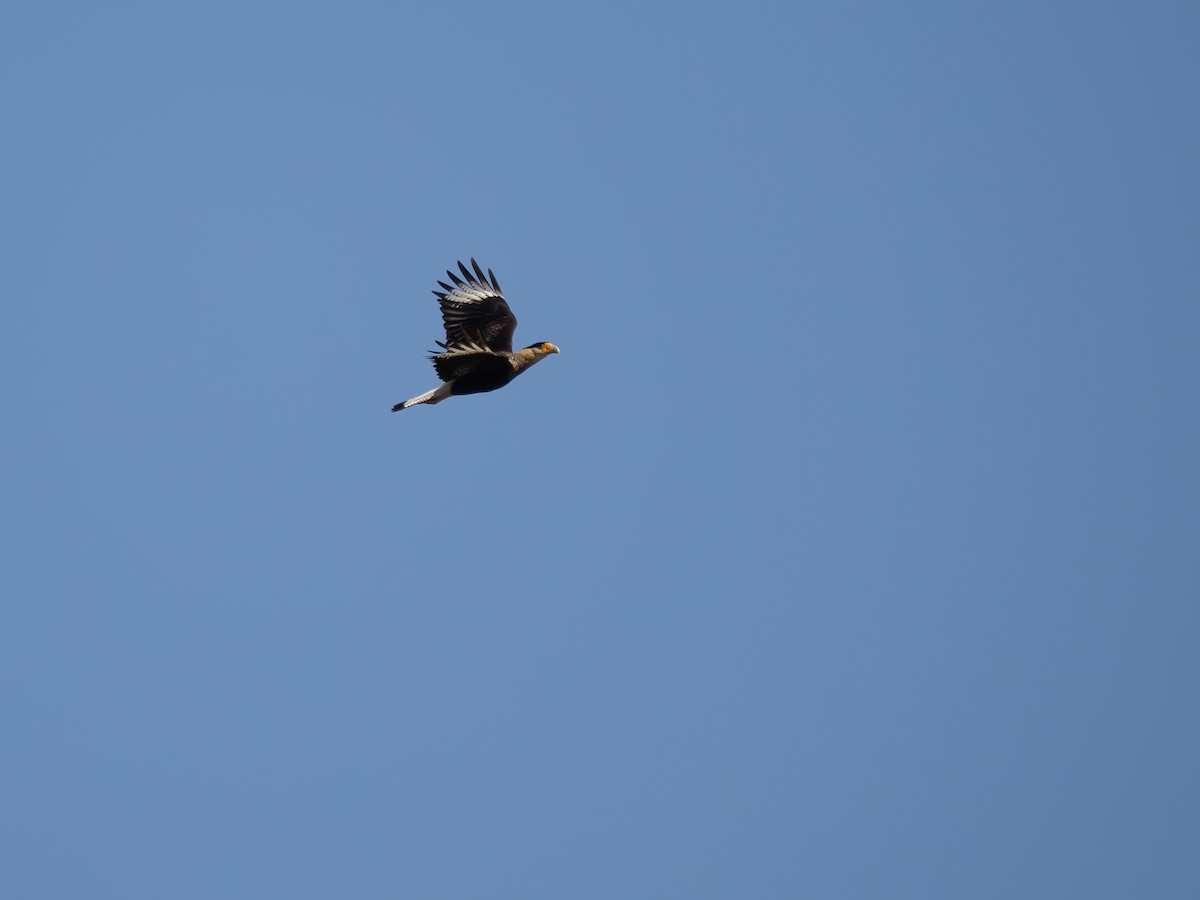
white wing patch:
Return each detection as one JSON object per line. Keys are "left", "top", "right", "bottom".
{"left": 441, "top": 281, "right": 502, "bottom": 305}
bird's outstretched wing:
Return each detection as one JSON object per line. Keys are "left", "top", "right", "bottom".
{"left": 429, "top": 340, "right": 513, "bottom": 382}
{"left": 433, "top": 259, "right": 517, "bottom": 352}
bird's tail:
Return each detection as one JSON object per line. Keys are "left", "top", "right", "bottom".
{"left": 391, "top": 382, "right": 452, "bottom": 412}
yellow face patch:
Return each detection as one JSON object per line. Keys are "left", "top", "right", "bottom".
{"left": 541, "top": 343, "right": 559, "bottom": 354}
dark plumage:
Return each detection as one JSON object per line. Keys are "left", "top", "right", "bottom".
{"left": 391, "top": 259, "right": 559, "bottom": 412}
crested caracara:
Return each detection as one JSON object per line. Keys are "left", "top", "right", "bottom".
{"left": 391, "top": 259, "right": 559, "bottom": 412}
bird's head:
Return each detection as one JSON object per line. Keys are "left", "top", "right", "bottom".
{"left": 527, "top": 342, "right": 560, "bottom": 356}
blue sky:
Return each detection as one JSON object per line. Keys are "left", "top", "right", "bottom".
{"left": 3, "top": 2, "right": 1198, "bottom": 897}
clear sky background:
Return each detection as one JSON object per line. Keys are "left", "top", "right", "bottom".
{"left": 3, "top": 2, "right": 1198, "bottom": 897}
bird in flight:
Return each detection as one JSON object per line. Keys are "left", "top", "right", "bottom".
{"left": 391, "top": 259, "right": 559, "bottom": 412}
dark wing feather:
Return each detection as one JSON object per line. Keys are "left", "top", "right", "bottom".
{"left": 431, "top": 258, "right": 517, "bottom": 352}
{"left": 430, "top": 347, "right": 512, "bottom": 382}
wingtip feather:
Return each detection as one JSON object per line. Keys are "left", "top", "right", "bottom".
{"left": 471, "top": 258, "right": 488, "bottom": 286}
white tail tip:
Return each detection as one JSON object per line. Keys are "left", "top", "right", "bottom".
{"left": 391, "top": 382, "right": 453, "bottom": 411}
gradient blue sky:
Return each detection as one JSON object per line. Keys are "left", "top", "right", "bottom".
{"left": 3, "top": 2, "right": 1198, "bottom": 897}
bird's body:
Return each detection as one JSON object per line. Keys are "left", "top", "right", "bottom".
{"left": 391, "top": 259, "right": 559, "bottom": 412}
